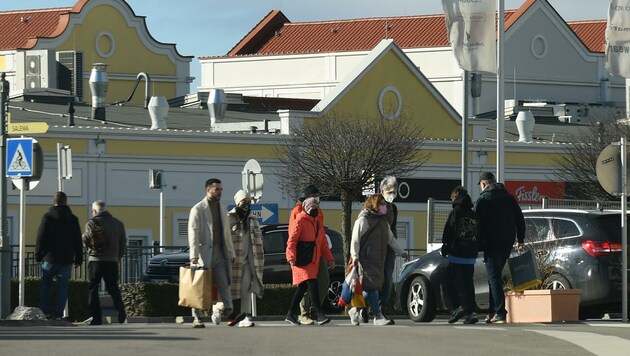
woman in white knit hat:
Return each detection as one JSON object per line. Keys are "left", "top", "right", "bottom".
{"left": 226, "top": 189, "right": 264, "bottom": 327}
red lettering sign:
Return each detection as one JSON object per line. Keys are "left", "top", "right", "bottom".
{"left": 504, "top": 181, "right": 565, "bottom": 204}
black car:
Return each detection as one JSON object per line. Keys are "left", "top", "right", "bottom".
{"left": 143, "top": 224, "right": 346, "bottom": 312}
{"left": 395, "top": 209, "right": 625, "bottom": 321}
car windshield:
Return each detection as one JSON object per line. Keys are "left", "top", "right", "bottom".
{"left": 589, "top": 214, "right": 627, "bottom": 243}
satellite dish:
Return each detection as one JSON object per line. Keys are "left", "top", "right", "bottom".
{"left": 242, "top": 159, "right": 263, "bottom": 202}
{"left": 596, "top": 143, "right": 628, "bottom": 195}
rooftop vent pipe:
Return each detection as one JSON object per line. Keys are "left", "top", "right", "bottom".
{"left": 114, "top": 72, "right": 152, "bottom": 108}
{"left": 89, "top": 63, "right": 108, "bottom": 121}
{"left": 516, "top": 111, "right": 535, "bottom": 143}
{"left": 208, "top": 89, "right": 227, "bottom": 127}
{"left": 148, "top": 96, "right": 168, "bottom": 130}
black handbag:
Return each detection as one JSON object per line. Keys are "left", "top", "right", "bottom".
{"left": 295, "top": 223, "right": 319, "bottom": 267}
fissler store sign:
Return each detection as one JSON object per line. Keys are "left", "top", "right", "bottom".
{"left": 504, "top": 181, "right": 566, "bottom": 204}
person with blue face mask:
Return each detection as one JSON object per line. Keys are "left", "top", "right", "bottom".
{"left": 348, "top": 194, "right": 408, "bottom": 326}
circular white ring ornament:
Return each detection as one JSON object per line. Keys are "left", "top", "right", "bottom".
{"left": 95, "top": 31, "right": 116, "bottom": 58}
{"left": 378, "top": 85, "right": 402, "bottom": 120}
{"left": 531, "top": 35, "right": 547, "bottom": 59}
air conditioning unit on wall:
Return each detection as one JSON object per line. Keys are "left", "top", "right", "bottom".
{"left": 57, "top": 50, "right": 84, "bottom": 100}
{"left": 15, "top": 49, "right": 58, "bottom": 91}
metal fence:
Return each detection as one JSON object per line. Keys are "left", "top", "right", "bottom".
{"left": 11, "top": 245, "right": 187, "bottom": 284}
{"left": 426, "top": 197, "right": 622, "bottom": 250}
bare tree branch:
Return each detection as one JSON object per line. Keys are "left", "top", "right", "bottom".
{"left": 273, "top": 110, "right": 430, "bottom": 260}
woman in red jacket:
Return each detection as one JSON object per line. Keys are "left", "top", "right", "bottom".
{"left": 285, "top": 197, "right": 335, "bottom": 325}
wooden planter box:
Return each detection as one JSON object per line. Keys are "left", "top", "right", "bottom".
{"left": 505, "top": 289, "right": 581, "bottom": 323}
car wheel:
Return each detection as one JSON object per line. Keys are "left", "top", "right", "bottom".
{"left": 406, "top": 275, "right": 436, "bottom": 322}
{"left": 323, "top": 275, "right": 343, "bottom": 313}
{"left": 543, "top": 274, "right": 572, "bottom": 290}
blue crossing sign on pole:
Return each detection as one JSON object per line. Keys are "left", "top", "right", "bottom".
{"left": 6, "top": 138, "right": 34, "bottom": 178}
{"left": 228, "top": 203, "right": 279, "bottom": 225}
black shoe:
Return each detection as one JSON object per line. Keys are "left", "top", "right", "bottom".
{"left": 285, "top": 314, "right": 301, "bottom": 326}
{"left": 359, "top": 308, "right": 369, "bottom": 324}
{"left": 448, "top": 307, "right": 466, "bottom": 324}
{"left": 119, "top": 312, "right": 127, "bottom": 324}
{"left": 89, "top": 319, "right": 103, "bottom": 326}
{"left": 317, "top": 313, "right": 330, "bottom": 325}
{"left": 381, "top": 309, "right": 395, "bottom": 325}
{"left": 228, "top": 313, "right": 246, "bottom": 327}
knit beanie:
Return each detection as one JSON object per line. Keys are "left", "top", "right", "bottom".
{"left": 234, "top": 189, "right": 250, "bottom": 205}
{"left": 302, "top": 197, "right": 319, "bottom": 212}
{"left": 302, "top": 184, "right": 320, "bottom": 199}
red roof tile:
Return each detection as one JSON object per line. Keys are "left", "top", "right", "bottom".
{"left": 218, "top": 2, "right": 606, "bottom": 58}
{"left": 0, "top": 8, "right": 73, "bottom": 50}
{"left": 567, "top": 20, "right": 606, "bottom": 53}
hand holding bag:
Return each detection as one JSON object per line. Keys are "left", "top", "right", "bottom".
{"left": 178, "top": 265, "right": 213, "bottom": 309}
{"left": 508, "top": 248, "right": 542, "bottom": 291}
{"left": 295, "top": 222, "right": 319, "bottom": 267}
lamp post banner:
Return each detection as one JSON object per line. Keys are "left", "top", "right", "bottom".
{"left": 442, "top": 0, "right": 497, "bottom": 73}
{"left": 606, "top": 0, "right": 630, "bottom": 78}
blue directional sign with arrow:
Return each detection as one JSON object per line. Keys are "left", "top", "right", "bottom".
{"left": 228, "top": 203, "right": 278, "bottom": 225}
{"left": 6, "top": 138, "right": 34, "bottom": 178}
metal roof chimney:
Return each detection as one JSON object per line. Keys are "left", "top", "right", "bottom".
{"left": 208, "top": 89, "right": 227, "bottom": 127}
{"left": 516, "top": 111, "right": 535, "bottom": 143}
{"left": 148, "top": 96, "right": 168, "bottom": 129}
{"left": 89, "top": 63, "right": 108, "bottom": 121}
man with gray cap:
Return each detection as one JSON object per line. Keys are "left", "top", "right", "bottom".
{"left": 474, "top": 171, "right": 525, "bottom": 324}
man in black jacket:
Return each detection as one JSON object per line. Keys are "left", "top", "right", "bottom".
{"left": 35, "top": 191, "right": 83, "bottom": 320}
{"left": 83, "top": 200, "right": 127, "bottom": 325}
{"left": 474, "top": 172, "right": 525, "bottom": 324}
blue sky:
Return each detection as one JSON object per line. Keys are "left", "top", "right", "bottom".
{"left": 0, "top": 0, "right": 609, "bottom": 91}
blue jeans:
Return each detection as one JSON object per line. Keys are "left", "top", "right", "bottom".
{"left": 484, "top": 251, "right": 509, "bottom": 318}
{"left": 363, "top": 289, "right": 382, "bottom": 318}
{"left": 40, "top": 262, "right": 72, "bottom": 318}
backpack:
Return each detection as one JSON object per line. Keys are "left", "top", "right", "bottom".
{"left": 88, "top": 218, "right": 108, "bottom": 253}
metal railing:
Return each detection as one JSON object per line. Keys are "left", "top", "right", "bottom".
{"left": 11, "top": 245, "right": 187, "bottom": 283}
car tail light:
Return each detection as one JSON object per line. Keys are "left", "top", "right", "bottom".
{"left": 581, "top": 240, "right": 622, "bottom": 257}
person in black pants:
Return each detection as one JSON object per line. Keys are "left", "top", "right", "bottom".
{"left": 441, "top": 186, "right": 480, "bottom": 324}
{"left": 83, "top": 200, "right": 127, "bottom": 325}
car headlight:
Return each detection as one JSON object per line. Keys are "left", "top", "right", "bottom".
{"left": 398, "top": 259, "right": 418, "bottom": 277}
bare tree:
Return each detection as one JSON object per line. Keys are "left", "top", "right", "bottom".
{"left": 274, "top": 111, "right": 429, "bottom": 261}
{"left": 553, "top": 120, "right": 630, "bottom": 200}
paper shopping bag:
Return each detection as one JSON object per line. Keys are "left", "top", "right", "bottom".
{"left": 508, "top": 249, "right": 542, "bottom": 291}
{"left": 178, "top": 265, "right": 213, "bottom": 309}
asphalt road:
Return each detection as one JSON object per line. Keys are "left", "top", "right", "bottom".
{"left": 1, "top": 318, "right": 629, "bottom": 356}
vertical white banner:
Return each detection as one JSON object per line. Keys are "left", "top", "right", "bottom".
{"left": 442, "top": 0, "right": 497, "bottom": 73}
{"left": 606, "top": 0, "right": 630, "bottom": 78}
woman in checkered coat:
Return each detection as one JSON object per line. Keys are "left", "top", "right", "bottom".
{"left": 227, "top": 190, "right": 264, "bottom": 327}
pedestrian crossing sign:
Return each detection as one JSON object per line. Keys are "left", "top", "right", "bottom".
{"left": 6, "top": 138, "right": 34, "bottom": 177}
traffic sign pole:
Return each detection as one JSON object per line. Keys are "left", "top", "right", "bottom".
{"left": 18, "top": 179, "right": 26, "bottom": 307}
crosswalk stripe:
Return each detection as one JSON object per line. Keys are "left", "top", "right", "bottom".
{"left": 528, "top": 330, "right": 630, "bottom": 356}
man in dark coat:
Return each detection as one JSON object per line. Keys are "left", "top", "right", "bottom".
{"left": 474, "top": 172, "right": 525, "bottom": 324}
{"left": 83, "top": 200, "right": 127, "bottom": 325}
{"left": 35, "top": 191, "right": 83, "bottom": 320}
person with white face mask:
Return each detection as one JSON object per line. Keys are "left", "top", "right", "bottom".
{"left": 376, "top": 176, "right": 399, "bottom": 323}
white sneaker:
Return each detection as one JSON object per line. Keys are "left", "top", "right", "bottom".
{"left": 348, "top": 307, "right": 359, "bottom": 326}
{"left": 238, "top": 316, "right": 254, "bottom": 328}
{"left": 374, "top": 316, "right": 394, "bottom": 326}
{"left": 211, "top": 304, "right": 222, "bottom": 325}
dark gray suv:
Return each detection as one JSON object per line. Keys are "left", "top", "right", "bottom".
{"left": 395, "top": 209, "right": 625, "bottom": 321}
{"left": 143, "top": 224, "right": 346, "bottom": 312}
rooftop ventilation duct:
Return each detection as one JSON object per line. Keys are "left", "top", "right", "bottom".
{"left": 516, "top": 111, "right": 534, "bottom": 143}
{"left": 89, "top": 63, "right": 108, "bottom": 121}
{"left": 208, "top": 88, "right": 227, "bottom": 127}
{"left": 148, "top": 96, "right": 168, "bottom": 130}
